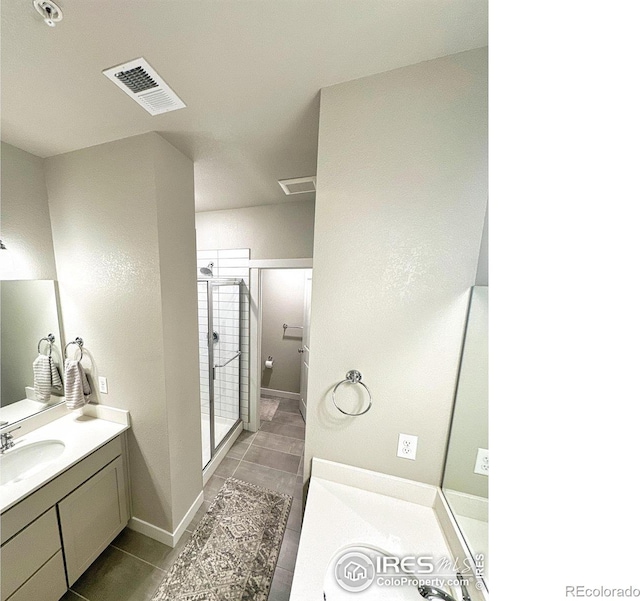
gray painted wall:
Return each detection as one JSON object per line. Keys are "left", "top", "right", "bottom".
{"left": 305, "top": 48, "right": 488, "bottom": 485}
{"left": 1, "top": 142, "right": 57, "bottom": 280}
{"left": 45, "top": 133, "right": 202, "bottom": 534}
{"left": 195, "top": 199, "right": 315, "bottom": 259}
{"left": 260, "top": 269, "right": 306, "bottom": 394}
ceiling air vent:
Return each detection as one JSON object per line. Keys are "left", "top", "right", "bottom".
{"left": 278, "top": 176, "right": 316, "bottom": 195}
{"left": 102, "top": 58, "right": 186, "bottom": 116}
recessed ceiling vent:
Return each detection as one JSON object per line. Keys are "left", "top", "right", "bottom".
{"left": 278, "top": 176, "right": 316, "bottom": 195}
{"left": 102, "top": 58, "right": 186, "bottom": 116}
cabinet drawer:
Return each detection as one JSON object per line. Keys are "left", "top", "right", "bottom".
{"left": 7, "top": 550, "right": 67, "bottom": 601}
{"left": 0, "top": 507, "right": 61, "bottom": 600}
{"left": 59, "top": 455, "right": 129, "bottom": 585}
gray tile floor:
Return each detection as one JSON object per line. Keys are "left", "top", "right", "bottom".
{"left": 61, "top": 396, "right": 305, "bottom": 601}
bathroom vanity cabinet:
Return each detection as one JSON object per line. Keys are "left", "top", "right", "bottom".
{"left": 1, "top": 434, "right": 129, "bottom": 601}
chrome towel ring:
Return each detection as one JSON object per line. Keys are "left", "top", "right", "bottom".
{"left": 332, "top": 370, "right": 373, "bottom": 416}
{"left": 64, "top": 337, "right": 84, "bottom": 360}
{"left": 37, "top": 333, "right": 56, "bottom": 356}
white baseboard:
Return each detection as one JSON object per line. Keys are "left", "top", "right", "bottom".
{"left": 261, "top": 388, "right": 301, "bottom": 401}
{"left": 128, "top": 491, "right": 204, "bottom": 548}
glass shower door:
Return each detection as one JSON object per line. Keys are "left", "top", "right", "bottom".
{"left": 211, "top": 281, "right": 241, "bottom": 448}
{"left": 198, "top": 279, "right": 242, "bottom": 470}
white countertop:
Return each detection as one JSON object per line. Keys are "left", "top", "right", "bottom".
{"left": 290, "top": 459, "right": 463, "bottom": 601}
{"left": 1, "top": 408, "right": 129, "bottom": 513}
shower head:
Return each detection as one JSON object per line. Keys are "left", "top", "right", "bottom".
{"left": 199, "top": 263, "right": 214, "bottom": 277}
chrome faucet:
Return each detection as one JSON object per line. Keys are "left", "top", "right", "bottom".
{"left": 457, "top": 573, "right": 473, "bottom": 601}
{"left": 418, "top": 585, "right": 458, "bottom": 601}
{"left": 0, "top": 423, "right": 21, "bottom": 453}
{"left": 418, "top": 574, "right": 473, "bottom": 601}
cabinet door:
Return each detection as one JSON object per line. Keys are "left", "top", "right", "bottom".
{"left": 58, "top": 456, "right": 129, "bottom": 586}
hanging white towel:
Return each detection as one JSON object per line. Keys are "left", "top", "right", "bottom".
{"left": 64, "top": 359, "right": 91, "bottom": 410}
{"left": 33, "top": 354, "right": 63, "bottom": 402}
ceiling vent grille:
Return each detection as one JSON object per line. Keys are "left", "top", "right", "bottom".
{"left": 102, "top": 58, "right": 186, "bottom": 116}
{"left": 278, "top": 176, "right": 316, "bottom": 195}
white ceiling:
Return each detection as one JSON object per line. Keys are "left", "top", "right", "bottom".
{"left": 1, "top": 0, "right": 487, "bottom": 212}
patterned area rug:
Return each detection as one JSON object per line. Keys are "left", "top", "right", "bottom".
{"left": 152, "top": 478, "right": 292, "bottom": 601}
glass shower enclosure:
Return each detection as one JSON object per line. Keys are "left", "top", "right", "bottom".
{"left": 197, "top": 278, "right": 242, "bottom": 469}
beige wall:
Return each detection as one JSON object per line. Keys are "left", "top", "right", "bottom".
{"left": 153, "top": 136, "right": 203, "bottom": 527}
{"left": 260, "top": 269, "right": 306, "bottom": 394}
{"left": 45, "top": 133, "right": 201, "bottom": 534}
{"left": 305, "top": 48, "right": 488, "bottom": 485}
{"left": 0, "top": 142, "right": 57, "bottom": 280}
{"left": 195, "top": 199, "right": 315, "bottom": 259}
{"left": 443, "top": 286, "right": 488, "bottom": 498}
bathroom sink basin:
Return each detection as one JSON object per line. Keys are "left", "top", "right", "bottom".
{"left": 0, "top": 440, "right": 65, "bottom": 485}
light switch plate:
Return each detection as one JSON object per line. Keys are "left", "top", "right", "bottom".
{"left": 397, "top": 433, "right": 418, "bottom": 460}
{"left": 98, "top": 376, "right": 108, "bottom": 394}
{"left": 474, "top": 448, "right": 489, "bottom": 476}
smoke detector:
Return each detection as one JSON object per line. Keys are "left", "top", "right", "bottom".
{"left": 102, "top": 58, "right": 186, "bottom": 116}
{"left": 278, "top": 176, "right": 316, "bottom": 195}
{"left": 33, "top": 0, "right": 63, "bottom": 27}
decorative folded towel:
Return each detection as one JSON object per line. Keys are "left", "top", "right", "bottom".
{"left": 33, "top": 354, "right": 63, "bottom": 402}
{"left": 64, "top": 359, "right": 91, "bottom": 410}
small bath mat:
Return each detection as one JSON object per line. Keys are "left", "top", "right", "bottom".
{"left": 151, "top": 477, "right": 292, "bottom": 601}
{"left": 259, "top": 398, "right": 280, "bottom": 422}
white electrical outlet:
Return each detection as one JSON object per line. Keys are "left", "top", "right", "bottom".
{"left": 397, "top": 433, "right": 418, "bottom": 460}
{"left": 98, "top": 377, "right": 108, "bottom": 394}
{"left": 474, "top": 448, "right": 489, "bottom": 476}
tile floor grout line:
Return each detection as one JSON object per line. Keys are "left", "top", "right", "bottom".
{"left": 238, "top": 457, "right": 301, "bottom": 477}
{"left": 230, "top": 432, "right": 258, "bottom": 476}
{"left": 277, "top": 566, "right": 296, "bottom": 576}
{"left": 260, "top": 423, "right": 305, "bottom": 432}
{"left": 249, "top": 441, "right": 304, "bottom": 458}
{"left": 67, "top": 590, "right": 91, "bottom": 601}
{"left": 109, "top": 544, "right": 169, "bottom": 573}
{"left": 237, "top": 438, "right": 253, "bottom": 462}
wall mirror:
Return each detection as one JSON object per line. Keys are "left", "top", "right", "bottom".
{"left": 0, "top": 279, "right": 65, "bottom": 425}
{"left": 442, "top": 285, "right": 488, "bottom": 587}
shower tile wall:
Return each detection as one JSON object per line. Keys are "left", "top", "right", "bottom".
{"left": 197, "top": 282, "right": 210, "bottom": 418}
{"left": 197, "top": 249, "right": 250, "bottom": 424}
{"left": 212, "top": 285, "right": 239, "bottom": 422}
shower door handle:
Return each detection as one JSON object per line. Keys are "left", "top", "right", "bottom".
{"left": 212, "top": 350, "right": 242, "bottom": 379}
